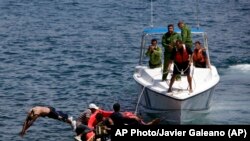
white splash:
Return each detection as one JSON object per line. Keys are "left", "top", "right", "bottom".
{"left": 229, "top": 64, "right": 250, "bottom": 74}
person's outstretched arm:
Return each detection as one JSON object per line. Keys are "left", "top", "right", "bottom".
{"left": 19, "top": 114, "right": 39, "bottom": 137}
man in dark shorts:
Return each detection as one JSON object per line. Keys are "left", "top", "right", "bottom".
{"left": 19, "top": 106, "right": 76, "bottom": 137}
{"left": 167, "top": 40, "right": 193, "bottom": 93}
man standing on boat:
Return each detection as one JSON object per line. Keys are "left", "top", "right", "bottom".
{"left": 167, "top": 40, "right": 193, "bottom": 93}
{"left": 178, "top": 21, "right": 193, "bottom": 49}
{"left": 145, "top": 39, "right": 162, "bottom": 69}
{"left": 162, "top": 24, "right": 181, "bottom": 81}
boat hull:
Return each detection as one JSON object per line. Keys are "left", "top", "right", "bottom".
{"left": 137, "top": 82, "right": 217, "bottom": 110}
{"left": 135, "top": 82, "right": 218, "bottom": 124}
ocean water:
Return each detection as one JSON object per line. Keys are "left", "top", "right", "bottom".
{"left": 0, "top": 0, "right": 249, "bottom": 140}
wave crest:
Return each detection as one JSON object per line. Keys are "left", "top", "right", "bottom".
{"left": 229, "top": 64, "right": 250, "bottom": 73}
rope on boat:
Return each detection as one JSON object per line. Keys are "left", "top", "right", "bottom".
{"left": 190, "top": 65, "right": 196, "bottom": 92}
{"left": 173, "top": 63, "right": 190, "bottom": 75}
{"left": 150, "top": 0, "right": 154, "bottom": 27}
{"left": 196, "top": 0, "right": 200, "bottom": 28}
{"left": 134, "top": 86, "right": 146, "bottom": 115}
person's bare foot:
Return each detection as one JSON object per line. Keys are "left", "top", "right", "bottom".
{"left": 167, "top": 88, "right": 172, "bottom": 93}
{"left": 189, "top": 89, "right": 193, "bottom": 94}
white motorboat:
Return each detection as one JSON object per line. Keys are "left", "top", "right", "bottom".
{"left": 133, "top": 27, "right": 220, "bottom": 124}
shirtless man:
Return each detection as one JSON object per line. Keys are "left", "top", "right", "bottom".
{"left": 19, "top": 106, "right": 76, "bottom": 137}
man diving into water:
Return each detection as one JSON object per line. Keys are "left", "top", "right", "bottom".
{"left": 19, "top": 106, "right": 76, "bottom": 137}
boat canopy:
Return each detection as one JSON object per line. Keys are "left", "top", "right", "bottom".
{"left": 143, "top": 26, "right": 205, "bottom": 35}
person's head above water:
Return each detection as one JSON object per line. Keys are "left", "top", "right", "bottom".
{"left": 113, "top": 103, "right": 120, "bottom": 112}
{"left": 89, "top": 103, "right": 99, "bottom": 110}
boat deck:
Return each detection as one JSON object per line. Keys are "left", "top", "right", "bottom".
{"left": 134, "top": 65, "right": 220, "bottom": 100}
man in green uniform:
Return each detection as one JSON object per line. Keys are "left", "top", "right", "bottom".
{"left": 178, "top": 21, "right": 193, "bottom": 49}
{"left": 145, "top": 39, "right": 162, "bottom": 69}
{"left": 162, "top": 24, "right": 181, "bottom": 81}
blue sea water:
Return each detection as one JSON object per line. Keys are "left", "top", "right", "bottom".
{"left": 0, "top": 0, "right": 249, "bottom": 140}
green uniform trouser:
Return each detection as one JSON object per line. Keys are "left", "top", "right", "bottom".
{"left": 149, "top": 61, "right": 162, "bottom": 69}
{"left": 162, "top": 51, "right": 171, "bottom": 81}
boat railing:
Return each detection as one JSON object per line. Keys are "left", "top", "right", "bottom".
{"left": 138, "top": 26, "right": 211, "bottom": 67}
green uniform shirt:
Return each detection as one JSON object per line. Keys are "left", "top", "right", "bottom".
{"left": 181, "top": 24, "right": 193, "bottom": 48}
{"left": 162, "top": 32, "right": 181, "bottom": 53}
{"left": 145, "top": 46, "right": 162, "bottom": 66}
